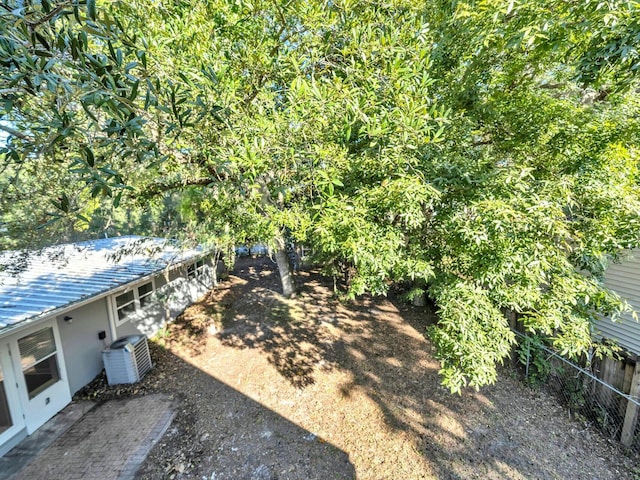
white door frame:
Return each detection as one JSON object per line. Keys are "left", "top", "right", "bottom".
{"left": 0, "top": 342, "right": 25, "bottom": 451}
{"left": 6, "top": 319, "right": 71, "bottom": 434}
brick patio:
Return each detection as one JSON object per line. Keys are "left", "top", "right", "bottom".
{"left": 2, "top": 394, "right": 175, "bottom": 480}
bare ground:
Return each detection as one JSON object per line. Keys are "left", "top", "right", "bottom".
{"left": 76, "top": 257, "right": 640, "bottom": 479}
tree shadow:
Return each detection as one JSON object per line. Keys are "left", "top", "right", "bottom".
{"left": 216, "top": 265, "right": 347, "bottom": 388}
{"left": 139, "top": 346, "right": 354, "bottom": 480}
{"left": 32, "top": 342, "right": 356, "bottom": 480}
{"left": 162, "top": 256, "right": 636, "bottom": 479}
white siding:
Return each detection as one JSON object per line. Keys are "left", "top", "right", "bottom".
{"left": 594, "top": 251, "right": 640, "bottom": 356}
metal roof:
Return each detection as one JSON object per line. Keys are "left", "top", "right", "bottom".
{"left": 0, "top": 236, "right": 210, "bottom": 334}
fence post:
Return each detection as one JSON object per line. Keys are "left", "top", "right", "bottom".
{"left": 507, "top": 310, "right": 518, "bottom": 366}
{"left": 621, "top": 361, "right": 640, "bottom": 447}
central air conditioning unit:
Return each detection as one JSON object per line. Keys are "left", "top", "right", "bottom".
{"left": 102, "top": 335, "right": 153, "bottom": 385}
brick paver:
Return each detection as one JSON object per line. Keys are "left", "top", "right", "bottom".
{"left": 12, "top": 394, "right": 175, "bottom": 480}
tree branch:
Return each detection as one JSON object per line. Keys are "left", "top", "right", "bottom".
{"left": 138, "top": 177, "right": 215, "bottom": 200}
{"left": 25, "top": 2, "right": 72, "bottom": 28}
{"left": 0, "top": 123, "right": 33, "bottom": 142}
{"left": 538, "top": 82, "right": 567, "bottom": 90}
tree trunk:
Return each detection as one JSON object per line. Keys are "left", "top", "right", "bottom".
{"left": 411, "top": 278, "right": 427, "bottom": 307}
{"left": 211, "top": 250, "right": 220, "bottom": 287}
{"left": 274, "top": 237, "right": 296, "bottom": 297}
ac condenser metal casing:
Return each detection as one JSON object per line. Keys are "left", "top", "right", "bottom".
{"left": 102, "top": 335, "right": 152, "bottom": 385}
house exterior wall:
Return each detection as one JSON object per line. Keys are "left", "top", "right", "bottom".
{"left": 0, "top": 318, "right": 71, "bottom": 456}
{"left": 0, "top": 238, "right": 216, "bottom": 457}
{"left": 56, "top": 298, "right": 114, "bottom": 395}
{"left": 594, "top": 250, "right": 640, "bottom": 356}
{"left": 6, "top": 258, "right": 214, "bottom": 401}
{"left": 114, "top": 264, "right": 214, "bottom": 339}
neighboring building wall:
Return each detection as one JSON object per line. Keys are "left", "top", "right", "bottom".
{"left": 56, "top": 298, "right": 114, "bottom": 395}
{"left": 594, "top": 251, "right": 640, "bottom": 356}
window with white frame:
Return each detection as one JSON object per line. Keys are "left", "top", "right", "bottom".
{"left": 115, "top": 290, "right": 135, "bottom": 322}
{"left": 186, "top": 258, "right": 206, "bottom": 279}
{"left": 113, "top": 280, "right": 154, "bottom": 325}
{"left": 137, "top": 281, "right": 154, "bottom": 307}
{"left": 18, "top": 327, "right": 60, "bottom": 399}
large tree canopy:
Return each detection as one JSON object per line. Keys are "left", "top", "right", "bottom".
{"left": 1, "top": 0, "right": 639, "bottom": 392}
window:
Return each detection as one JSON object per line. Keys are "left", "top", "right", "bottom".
{"left": 115, "top": 290, "right": 135, "bottom": 322}
{"left": 138, "top": 282, "right": 154, "bottom": 308}
{"left": 113, "top": 280, "right": 154, "bottom": 325}
{"left": 18, "top": 327, "right": 60, "bottom": 399}
{"left": 187, "top": 259, "right": 206, "bottom": 279}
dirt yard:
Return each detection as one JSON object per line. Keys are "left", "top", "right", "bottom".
{"left": 77, "top": 257, "right": 640, "bottom": 479}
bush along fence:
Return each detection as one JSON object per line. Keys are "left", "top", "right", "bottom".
{"left": 513, "top": 330, "right": 640, "bottom": 453}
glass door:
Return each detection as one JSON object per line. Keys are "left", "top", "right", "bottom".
{"left": 11, "top": 322, "right": 71, "bottom": 434}
{"left": 0, "top": 364, "right": 12, "bottom": 434}
{"left": 0, "top": 342, "right": 24, "bottom": 455}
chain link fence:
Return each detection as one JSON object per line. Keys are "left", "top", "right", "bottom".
{"left": 514, "top": 331, "right": 640, "bottom": 453}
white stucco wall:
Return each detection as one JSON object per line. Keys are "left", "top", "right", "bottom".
{"left": 56, "top": 260, "right": 215, "bottom": 393}
{"left": 115, "top": 265, "right": 214, "bottom": 338}
{"left": 56, "top": 298, "right": 114, "bottom": 395}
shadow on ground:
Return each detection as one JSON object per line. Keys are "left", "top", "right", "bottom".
{"left": 134, "top": 345, "right": 354, "bottom": 480}
{"left": 154, "top": 256, "right": 636, "bottom": 480}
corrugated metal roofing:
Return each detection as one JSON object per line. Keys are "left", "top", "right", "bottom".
{"left": 0, "top": 236, "right": 209, "bottom": 334}
{"left": 593, "top": 250, "right": 640, "bottom": 356}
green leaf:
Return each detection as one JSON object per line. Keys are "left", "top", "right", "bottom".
{"left": 87, "top": 0, "right": 96, "bottom": 21}
{"left": 83, "top": 147, "right": 95, "bottom": 167}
